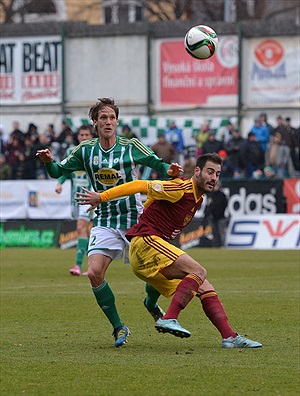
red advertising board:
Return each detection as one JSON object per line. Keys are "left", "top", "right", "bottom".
{"left": 284, "top": 179, "right": 300, "bottom": 214}
{"left": 160, "top": 36, "right": 238, "bottom": 106}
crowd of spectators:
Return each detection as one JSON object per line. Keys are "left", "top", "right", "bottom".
{"left": 0, "top": 120, "right": 80, "bottom": 180}
{"left": 0, "top": 113, "right": 299, "bottom": 181}
{"left": 190, "top": 113, "right": 299, "bottom": 180}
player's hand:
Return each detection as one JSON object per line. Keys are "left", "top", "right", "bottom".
{"left": 167, "top": 163, "right": 183, "bottom": 177}
{"left": 36, "top": 149, "right": 53, "bottom": 163}
{"left": 55, "top": 184, "right": 62, "bottom": 194}
{"left": 75, "top": 187, "right": 101, "bottom": 212}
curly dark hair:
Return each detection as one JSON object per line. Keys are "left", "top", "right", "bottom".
{"left": 88, "top": 98, "right": 119, "bottom": 122}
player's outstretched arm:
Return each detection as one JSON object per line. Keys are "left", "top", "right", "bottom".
{"left": 76, "top": 181, "right": 148, "bottom": 212}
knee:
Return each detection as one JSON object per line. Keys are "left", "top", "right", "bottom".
{"left": 76, "top": 223, "right": 87, "bottom": 235}
{"left": 88, "top": 267, "right": 105, "bottom": 286}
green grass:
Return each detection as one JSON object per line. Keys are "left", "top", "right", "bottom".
{"left": 1, "top": 248, "right": 299, "bottom": 396}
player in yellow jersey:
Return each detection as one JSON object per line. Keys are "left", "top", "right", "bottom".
{"left": 77, "top": 153, "right": 262, "bottom": 348}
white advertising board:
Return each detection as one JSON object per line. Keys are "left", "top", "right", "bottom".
{"left": 0, "top": 36, "right": 62, "bottom": 104}
{"left": 0, "top": 180, "right": 71, "bottom": 220}
{"left": 244, "top": 37, "right": 300, "bottom": 106}
{"left": 226, "top": 214, "right": 300, "bottom": 249}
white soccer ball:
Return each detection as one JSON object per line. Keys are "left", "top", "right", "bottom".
{"left": 184, "top": 25, "right": 219, "bottom": 60}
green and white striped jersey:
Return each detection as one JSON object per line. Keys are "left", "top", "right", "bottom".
{"left": 57, "top": 147, "right": 92, "bottom": 207}
{"left": 46, "top": 136, "right": 170, "bottom": 229}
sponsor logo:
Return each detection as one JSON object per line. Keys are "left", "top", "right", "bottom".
{"left": 217, "top": 36, "right": 238, "bottom": 68}
{"left": 224, "top": 187, "right": 277, "bottom": 215}
{"left": 0, "top": 224, "right": 55, "bottom": 248}
{"left": 93, "top": 156, "right": 99, "bottom": 165}
{"left": 183, "top": 213, "right": 193, "bottom": 226}
{"left": 95, "top": 168, "right": 122, "bottom": 186}
{"left": 153, "top": 183, "right": 162, "bottom": 192}
{"left": 29, "top": 191, "right": 39, "bottom": 207}
{"left": 251, "top": 62, "right": 286, "bottom": 80}
{"left": 254, "top": 40, "right": 284, "bottom": 67}
{"left": 226, "top": 216, "right": 299, "bottom": 249}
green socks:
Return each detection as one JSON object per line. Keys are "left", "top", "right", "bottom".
{"left": 144, "top": 283, "right": 161, "bottom": 311}
{"left": 75, "top": 238, "right": 88, "bottom": 269}
{"left": 92, "top": 281, "right": 123, "bottom": 329}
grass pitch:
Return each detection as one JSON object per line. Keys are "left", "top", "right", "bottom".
{"left": 1, "top": 248, "right": 299, "bottom": 396}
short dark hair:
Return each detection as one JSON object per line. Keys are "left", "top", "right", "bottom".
{"left": 196, "top": 152, "right": 222, "bottom": 169}
{"left": 88, "top": 97, "right": 119, "bottom": 122}
{"left": 78, "top": 124, "right": 94, "bottom": 135}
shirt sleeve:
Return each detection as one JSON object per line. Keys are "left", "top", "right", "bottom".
{"left": 100, "top": 180, "right": 148, "bottom": 202}
{"left": 45, "top": 146, "right": 85, "bottom": 178}
{"left": 147, "top": 179, "right": 184, "bottom": 202}
{"left": 130, "top": 138, "right": 170, "bottom": 177}
{"left": 57, "top": 174, "right": 68, "bottom": 184}
{"left": 99, "top": 178, "right": 184, "bottom": 203}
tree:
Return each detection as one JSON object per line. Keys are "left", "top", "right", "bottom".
{"left": 1, "top": 0, "right": 299, "bottom": 24}
{"left": 145, "top": 0, "right": 194, "bottom": 21}
{"left": 0, "top": 0, "right": 57, "bottom": 23}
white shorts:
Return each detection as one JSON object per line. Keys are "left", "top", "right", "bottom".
{"left": 87, "top": 226, "right": 130, "bottom": 264}
{"left": 72, "top": 204, "right": 93, "bottom": 222}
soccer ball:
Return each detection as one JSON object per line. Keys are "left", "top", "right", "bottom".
{"left": 184, "top": 25, "right": 218, "bottom": 60}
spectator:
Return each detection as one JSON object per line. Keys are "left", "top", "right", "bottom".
{"left": 225, "top": 128, "right": 245, "bottom": 171}
{"left": 0, "top": 154, "right": 12, "bottom": 179}
{"left": 4, "top": 136, "right": 23, "bottom": 167}
{"left": 273, "top": 116, "right": 287, "bottom": 142}
{"left": 250, "top": 118, "right": 270, "bottom": 153}
{"left": 23, "top": 136, "right": 37, "bottom": 177}
{"left": 45, "top": 123, "right": 58, "bottom": 144}
{"left": 193, "top": 120, "right": 210, "bottom": 157}
{"left": 252, "top": 168, "right": 264, "bottom": 180}
{"left": 240, "top": 132, "right": 264, "bottom": 178}
{"left": 0, "top": 125, "right": 7, "bottom": 155}
{"left": 57, "top": 131, "right": 75, "bottom": 161}
{"left": 151, "top": 133, "right": 176, "bottom": 165}
{"left": 232, "top": 167, "right": 243, "bottom": 179}
{"left": 202, "top": 131, "right": 223, "bottom": 155}
{"left": 182, "top": 156, "right": 195, "bottom": 179}
{"left": 218, "top": 150, "right": 232, "bottom": 178}
{"left": 205, "top": 181, "right": 229, "bottom": 248}
{"left": 265, "top": 131, "right": 295, "bottom": 178}
{"left": 57, "top": 120, "right": 75, "bottom": 144}
{"left": 221, "top": 121, "right": 235, "bottom": 145}
{"left": 120, "top": 124, "right": 137, "bottom": 139}
{"left": 164, "top": 121, "right": 184, "bottom": 163}
{"left": 12, "top": 151, "right": 35, "bottom": 180}
{"left": 284, "top": 117, "right": 299, "bottom": 172}
{"left": 259, "top": 112, "right": 274, "bottom": 136}
{"left": 25, "top": 123, "right": 38, "bottom": 140}
{"left": 35, "top": 134, "right": 51, "bottom": 179}
{"left": 263, "top": 166, "right": 280, "bottom": 179}
{"left": 9, "top": 121, "right": 25, "bottom": 144}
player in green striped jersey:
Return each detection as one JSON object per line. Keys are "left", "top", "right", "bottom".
{"left": 55, "top": 125, "right": 94, "bottom": 276}
{"left": 36, "top": 98, "right": 183, "bottom": 347}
